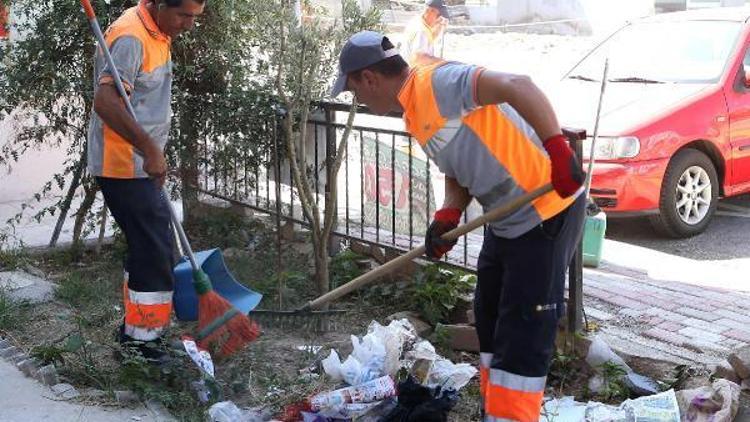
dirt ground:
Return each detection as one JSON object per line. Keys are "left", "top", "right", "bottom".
{"left": 1, "top": 207, "right": 748, "bottom": 421}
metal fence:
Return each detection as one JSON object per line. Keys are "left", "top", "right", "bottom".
{"left": 197, "top": 101, "right": 586, "bottom": 331}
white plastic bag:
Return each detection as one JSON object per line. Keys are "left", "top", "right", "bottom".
{"left": 428, "top": 361, "right": 477, "bottom": 391}
{"left": 321, "top": 349, "right": 343, "bottom": 382}
{"left": 367, "top": 320, "right": 417, "bottom": 376}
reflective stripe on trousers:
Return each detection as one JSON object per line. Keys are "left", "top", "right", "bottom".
{"left": 485, "top": 368, "right": 546, "bottom": 421}
{"left": 123, "top": 278, "right": 171, "bottom": 341}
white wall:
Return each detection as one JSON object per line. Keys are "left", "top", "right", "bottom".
{"left": 465, "top": 0, "right": 655, "bottom": 36}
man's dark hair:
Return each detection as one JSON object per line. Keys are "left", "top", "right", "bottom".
{"left": 349, "top": 37, "right": 408, "bottom": 80}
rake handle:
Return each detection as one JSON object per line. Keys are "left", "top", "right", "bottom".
{"left": 80, "top": 0, "right": 200, "bottom": 273}
{"left": 301, "top": 183, "right": 554, "bottom": 311}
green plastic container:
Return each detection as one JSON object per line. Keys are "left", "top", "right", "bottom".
{"left": 583, "top": 211, "right": 607, "bottom": 268}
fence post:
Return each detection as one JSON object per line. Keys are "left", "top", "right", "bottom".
{"left": 563, "top": 127, "right": 586, "bottom": 333}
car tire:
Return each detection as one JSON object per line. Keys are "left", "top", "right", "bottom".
{"left": 649, "top": 149, "right": 718, "bottom": 238}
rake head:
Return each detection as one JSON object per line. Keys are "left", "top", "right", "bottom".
{"left": 251, "top": 309, "right": 347, "bottom": 332}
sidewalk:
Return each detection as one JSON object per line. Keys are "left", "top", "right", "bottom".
{"left": 0, "top": 359, "right": 172, "bottom": 422}
{"left": 582, "top": 261, "right": 750, "bottom": 366}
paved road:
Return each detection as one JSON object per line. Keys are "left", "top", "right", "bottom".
{"left": 607, "top": 194, "right": 750, "bottom": 261}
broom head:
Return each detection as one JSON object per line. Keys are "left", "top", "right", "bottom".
{"left": 193, "top": 270, "right": 260, "bottom": 356}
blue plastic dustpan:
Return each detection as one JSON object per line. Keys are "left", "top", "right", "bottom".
{"left": 173, "top": 248, "right": 263, "bottom": 321}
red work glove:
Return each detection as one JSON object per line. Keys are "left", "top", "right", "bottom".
{"left": 543, "top": 134, "right": 585, "bottom": 198}
{"left": 425, "top": 208, "right": 461, "bottom": 259}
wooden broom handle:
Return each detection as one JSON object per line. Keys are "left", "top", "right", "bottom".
{"left": 301, "top": 183, "right": 554, "bottom": 311}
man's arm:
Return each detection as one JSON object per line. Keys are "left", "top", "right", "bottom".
{"left": 442, "top": 176, "right": 472, "bottom": 211}
{"left": 93, "top": 84, "right": 167, "bottom": 184}
{"left": 475, "top": 70, "right": 561, "bottom": 140}
{"left": 474, "top": 70, "right": 584, "bottom": 197}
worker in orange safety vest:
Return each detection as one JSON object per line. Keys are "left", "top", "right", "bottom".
{"left": 87, "top": 0, "right": 204, "bottom": 364}
{"left": 400, "top": 0, "right": 449, "bottom": 64}
{"left": 332, "top": 31, "right": 586, "bottom": 421}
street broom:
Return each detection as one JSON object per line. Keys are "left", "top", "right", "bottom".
{"left": 80, "top": 0, "right": 259, "bottom": 356}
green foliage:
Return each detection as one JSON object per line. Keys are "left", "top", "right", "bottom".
{"left": 0, "top": 248, "right": 28, "bottom": 270}
{"left": 430, "top": 323, "right": 454, "bottom": 359}
{"left": 597, "top": 361, "right": 630, "bottom": 402}
{"left": 0, "top": 288, "right": 30, "bottom": 331}
{"left": 31, "top": 344, "right": 68, "bottom": 366}
{"left": 408, "top": 265, "right": 476, "bottom": 325}
{"left": 330, "top": 248, "right": 366, "bottom": 289}
{"left": 549, "top": 349, "right": 578, "bottom": 393}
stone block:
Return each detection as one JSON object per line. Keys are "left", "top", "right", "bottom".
{"left": 115, "top": 390, "right": 139, "bottom": 404}
{"left": 467, "top": 309, "right": 475, "bottom": 326}
{"left": 714, "top": 360, "right": 741, "bottom": 384}
{"left": 0, "top": 345, "right": 19, "bottom": 358}
{"left": 35, "top": 364, "right": 59, "bottom": 386}
{"left": 51, "top": 383, "right": 80, "bottom": 400}
{"left": 16, "top": 359, "right": 38, "bottom": 378}
{"left": 387, "top": 311, "right": 432, "bottom": 338}
{"left": 439, "top": 324, "right": 479, "bottom": 352}
{"left": 728, "top": 346, "right": 750, "bottom": 380}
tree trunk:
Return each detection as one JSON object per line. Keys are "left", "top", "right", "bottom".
{"left": 94, "top": 204, "right": 108, "bottom": 255}
{"left": 179, "top": 104, "right": 200, "bottom": 223}
{"left": 71, "top": 179, "right": 97, "bottom": 248}
{"left": 49, "top": 156, "right": 85, "bottom": 247}
{"left": 314, "top": 240, "right": 330, "bottom": 296}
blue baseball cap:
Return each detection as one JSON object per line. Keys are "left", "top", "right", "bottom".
{"left": 331, "top": 31, "right": 401, "bottom": 97}
{"left": 426, "top": 0, "right": 450, "bottom": 18}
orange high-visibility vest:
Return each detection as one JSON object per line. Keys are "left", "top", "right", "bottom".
{"left": 87, "top": 1, "right": 172, "bottom": 179}
{"left": 398, "top": 60, "right": 577, "bottom": 239}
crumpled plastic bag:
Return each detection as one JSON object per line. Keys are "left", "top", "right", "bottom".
{"left": 208, "top": 401, "right": 270, "bottom": 422}
{"left": 323, "top": 319, "right": 417, "bottom": 385}
{"left": 585, "top": 335, "right": 658, "bottom": 396}
{"left": 320, "top": 334, "right": 386, "bottom": 385}
{"left": 541, "top": 397, "right": 587, "bottom": 422}
{"left": 403, "top": 340, "right": 477, "bottom": 391}
{"left": 367, "top": 320, "right": 417, "bottom": 376}
{"left": 321, "top": 349, "right": 342, "bottom": 382}
{"left": 675, "top": 379, "right": 740, "bottom": 422}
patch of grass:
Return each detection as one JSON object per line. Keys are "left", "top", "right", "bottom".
{"left": 55, "top": 272, "right": 116, "bottom": 309}
{"left": 30, "top": 344, "right": 68, "bottom": 366}
{"left": 0, "top": 248, "right": 29, "bottom": 270}
{"left": 0, "top": 288, "right": 30, "bottom": 331}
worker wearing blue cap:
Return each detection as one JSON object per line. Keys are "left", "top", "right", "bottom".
{"left": 332, "top": 31, "right": 586, "bottom": 421}
{"left": 401, "top": 0, "right": 450, "bottom": 64}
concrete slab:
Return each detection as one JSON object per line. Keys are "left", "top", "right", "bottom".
{"left": 0, "top": 359, "right": 174, "bottom": 421}
{"left": 0, "top": 271, "right": 55, "bottom": 303}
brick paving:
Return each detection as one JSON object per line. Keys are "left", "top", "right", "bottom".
{"left": 584, "top": 263, "right": 750, "bottom": 364}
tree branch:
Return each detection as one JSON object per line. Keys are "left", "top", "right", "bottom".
{"left": 322, "top": 101, "right": 356, "bottom": 239}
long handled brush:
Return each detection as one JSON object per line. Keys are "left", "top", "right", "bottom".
{"left": 80, "top": 0, "right": 259, "bottom": 356}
